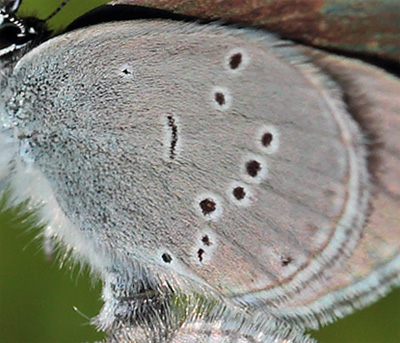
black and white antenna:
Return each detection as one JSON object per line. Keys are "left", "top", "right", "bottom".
{"left": 0, "top": 0, "right": 71, "bottom": 58}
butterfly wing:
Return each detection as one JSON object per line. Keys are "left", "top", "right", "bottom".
{"left": 108, "top": 0, "right": 400, "bottom": 62}
{"left": 103, "top": 0, "right": 400, "bottom": 330}
{"left": 260, "top": 48, "right": 400, "bottom": 327}
{"left": 4, "top": 18, "right": 399, "bottom": 342}
{"left": 107, "top": 318, "right": 315, "bottom": 343}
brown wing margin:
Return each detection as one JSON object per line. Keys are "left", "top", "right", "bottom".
{"left": 108, "top": 0, "right": 400, "bottom": 63}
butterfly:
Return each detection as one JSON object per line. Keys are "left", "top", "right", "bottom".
{"left": 0, "top": 1, "right": 399, "bottom": 342}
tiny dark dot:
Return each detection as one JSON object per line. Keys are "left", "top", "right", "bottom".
{"left": 161, "top": 253, "right": 172, "bottom": 263}
{"left": 306, "top": 224, "right": 318, "bottom": 234}
{"left": 122, "top": 68, "right": 131, "bottom": 75}
{"left": 201, "top": 235, "right": 211, "bottom": 246}
{"left": 199, "top": 198, "right": 216, "bottom": 215}
{"left": 281, "top": 256, "right": 293, "bottom": 267}
{"left": 229, "top": 53, "right": 242, "bottom": 69}
{"left": 197, "top": 248, "right": 205, "bottom": 262}
{"left": 246, "top": 160, "right": 261, "bottom": 177}
{"left": 215, "top": 92, "right": 226, "bottom": 106}
{"left": 233, "top": 186, "right": 246, "bottom": 200}
{"left": 261, "top": 132, "right": 273, "bottom": 147}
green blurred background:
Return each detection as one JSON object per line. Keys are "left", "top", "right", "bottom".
{"left": 0, "top": 0, "right": 399, "bottom": 342}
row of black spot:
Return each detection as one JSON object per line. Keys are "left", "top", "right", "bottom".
{"left": 198, "top": 128, "right": 275, "bottom": 217}
{"left": 214, "top": 51, "right": 243, "bottom": 107}
{"left": 161, "top": 50, "right": 277, "bottom": 265}
{"left": 161, "top": 234, "right": 212, "bottom": 264}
